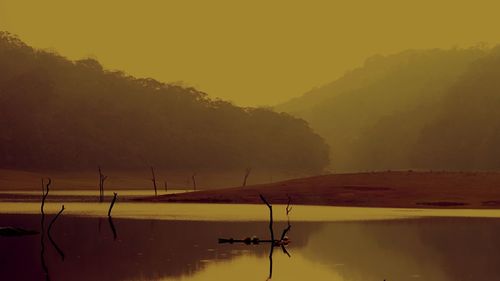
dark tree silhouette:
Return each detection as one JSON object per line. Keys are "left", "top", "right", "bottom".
{"left": 0, "top": 32, "right": 329, "bottom": 174}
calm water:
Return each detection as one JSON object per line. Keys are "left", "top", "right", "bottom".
{"left": 3, "top": 202, "right": 500, "bottom": 221}
{"left": 1, "top": 212, "right": 500, "bottom": 281}
{"left": 1, "top": 190, "right": 500, "bottom": 281}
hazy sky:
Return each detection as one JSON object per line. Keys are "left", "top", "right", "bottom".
{"left": 1, "top": 0, "right": 500, "bottom": 106}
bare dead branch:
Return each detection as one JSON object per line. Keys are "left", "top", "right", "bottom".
{"left": 267, "top": 242, "right": 274, "bottom": 280}
{"left": 280, "top": 195, "right": 292, "bottom": 242}
{"left": 108, "top": 216, "right": 117, "bottom": 241}
{"left": 279, "top": 223, "right": 291, "bottom": 243}
{"left": 281, "top": 245, "right": 291, "bottom": 257}
{"left": 40, "top": 177, "right": 51, "bottom": 281}
{"left": 286, "top": 195, "right": 292, "bottom": 216}
{"left": 108, "top": 192, "right": 118, "bottom": 217}
{"left": 192, "top": 172, "right": 197, "bottom": 191}
{"left": 47, "top": 205, "right": 65, "bottom": 235}
{"left": 242, "top": 167, "right": 252, "bottom": 187}
{"left": 151, "top": 167, "right": 157, "bottom": 197}
{"left": 98, "top": 166, "right": 107, "bottom": 202}
{"left": 41, "top": 178, "right": 51, "bottom": 216}
{"left": 259, "top": 194, "right": 274, "bottom": 243}
{"left": 47, "top": 205, "right": 65, "bottom": 261}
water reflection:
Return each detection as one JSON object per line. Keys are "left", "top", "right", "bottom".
{"left": 1, "top": 215, "right": 500, "bottom": 281}
{"left": 47, "top": 206, "right": 65, "bottom": 261}
{"left": 5, "top": 202, "right": 500, "bottom": 221}
{"left": 108, "top": 217, "right": 118, "bottom": 241}
{"left": 219, "top": 195, "right": 293, "bottom": 280}
{"left": 40, "top": 180, "right": 50, "bottom": 281}
{"left": 157, "top": 252, "right": 345, "bottom": 281}
{"left": 40, "top": 216, "right": 49, "bottom": 281}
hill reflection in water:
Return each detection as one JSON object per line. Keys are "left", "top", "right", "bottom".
{"left": 0, "top": 215, "right": 500, "bottom": 281}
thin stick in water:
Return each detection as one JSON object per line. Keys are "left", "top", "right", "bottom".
{"left": 259, "top": 194, "right": 274, "bottom": 243}
{"left": 48, "top": 205, "right": 65, "bottom": 261}
{"left": 151, "top": 167, "right": 157, "bottom": 197}
{"left": 108, "top": 192, "right": 118, "bottom": 217}
{"left": 108, "top": 216, "right": 117, "bottom": 241}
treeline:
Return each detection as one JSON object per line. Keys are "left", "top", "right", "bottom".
{"left": 0, "top": 32, "right": 329, "bottom": 173}
{"left": 413, "top": 48, "right": 500, "bottom": 170}
{"left": 278, "top": 46, "right": 500, "bottom": 171}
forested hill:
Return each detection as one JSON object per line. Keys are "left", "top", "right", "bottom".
{"left": 276, "top": 47, "right": 490, "bottom": 172}
{"left": 0, "top": 32, "right": 329, "bottom": 172}
{"left": 412, "top": 47, "right": 500, "bottom": 170}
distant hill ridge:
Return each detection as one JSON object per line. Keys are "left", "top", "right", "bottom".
{"left": 277, "top": 46, "right": 500, "bottom": 171}
{"left": 0, "top": 32, "right": 329, "bottom": 173}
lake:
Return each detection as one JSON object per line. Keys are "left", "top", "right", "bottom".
{"left": 1, "top": 196, "right": 500, "bottom": 280}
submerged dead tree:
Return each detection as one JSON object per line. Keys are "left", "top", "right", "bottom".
{"left": 259, "top": 194, "right": 275, "bottom": 280}
{"left": 280, "top": 195, "right": 292, "bottom": 240}
{"left": 107, "top": 192, "right": 118, "bottom": 240}
{"left": 108, "top": 192, "right": 118, "bottom": 217}
{"left": 40, "top": 178, "right": 52, "bottom": 281}
{"left": 218, "top": 194, "right": 292, "bottom": 280}
{"left": 41, "top": 178, "right": 51, "bottom": 217}
{"left": 164, "top": 180, "right": 168, "bottom": 193}
{"left": 192, "top": 172, "right": 197, "bottom": 191}
{"left": 40, "top": 178, "right": 65, "bottom": 263}
{"left": 242, "top": 168, "right": 252, "bottom": 187}
{"left": 219, "top": 195, "right": 292, "bottom": 247}
{"left": 280, "top": 195, "right": 292, "bottom": 257}
{"left": 259, "top": 194, "right": 292, "bottom": 279}
{"left": 151, "top": 167, "right": 157, "bottom": 197}
{"left": 47, "top": 205, "right": 65, "bottom": 261}
{"left": 40, "top": 178, "right": 51, "bottom": 281}
{"left": 259, "top": 194, "right": 275, "bottom": 242}
{"left": 98, "top": 166, "right": 108, "bottom": 202}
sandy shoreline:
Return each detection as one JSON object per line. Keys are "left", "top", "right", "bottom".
{"left": 136, "top": 171, "right": 500, "bottom": 209}
{"left": 3, "top": 171, "right": 500, "bottom": 209}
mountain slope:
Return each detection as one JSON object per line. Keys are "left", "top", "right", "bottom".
{"left": 413, "top": 47, "right": 500, "bottom": 170}
{"left": 0, "top": 32, "right": 329, "bottom": 173}
{"left": 276, "top": 48, "right": 487, "bottom": 171}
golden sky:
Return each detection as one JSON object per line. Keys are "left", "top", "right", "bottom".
{"left": 1, "top": 0, "right": 500, "bottom": 106}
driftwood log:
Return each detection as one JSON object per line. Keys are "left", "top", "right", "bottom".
{"left": 0, "top": 227, "right": 38, "bottom": 237}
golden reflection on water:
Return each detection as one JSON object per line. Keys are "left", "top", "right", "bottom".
{"left": 1, "top": 213, "right": 499, "bottom": 281}
{"left": 2, "top": 202, "right": 500, "bottom": 221}
{"left": 156, "top": 253, "right": 344, "bottom": 281}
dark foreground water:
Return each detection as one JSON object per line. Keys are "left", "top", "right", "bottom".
{"left": 1, "top": 215, "right": 500, "bottom": 281}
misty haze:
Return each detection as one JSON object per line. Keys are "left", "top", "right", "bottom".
{"left": 2, "top": 1, "right": 500, "bottom": 281}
